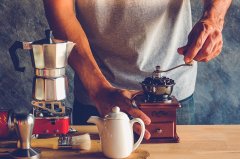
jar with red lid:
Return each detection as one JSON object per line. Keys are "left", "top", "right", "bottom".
{"left": 0, "top": 109, "right": 15, "bottom": 138}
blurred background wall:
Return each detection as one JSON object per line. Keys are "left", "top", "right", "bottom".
{"left": 0, "top": 0, "right": 239, "bottom": 124}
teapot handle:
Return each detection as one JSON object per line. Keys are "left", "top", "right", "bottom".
{"left": 130, "top": 118, "right": 145, "bottom": 151}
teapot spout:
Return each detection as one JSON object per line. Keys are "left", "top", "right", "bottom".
{"left": 66, "top": 42, "right": 76, "bottom": 57}
{"left": 87, "top": 116, "right": 104, "bottom": 134}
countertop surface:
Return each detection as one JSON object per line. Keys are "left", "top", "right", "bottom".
{"left": 1, "top": 125, "right": 240, "bottom": 159}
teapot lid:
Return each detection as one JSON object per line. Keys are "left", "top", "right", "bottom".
{"left": 105, "top": 106, "right": 129, "bottom": 120}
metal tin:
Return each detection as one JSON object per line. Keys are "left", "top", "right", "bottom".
{"left": 0, "top": 110, "right": 14, "bottom": 138}
{"left": 33, "top": 116, "right": 70, "bottom": 135}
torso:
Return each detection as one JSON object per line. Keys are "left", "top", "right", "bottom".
{"left": 74, "top": 0, "right": 197, "bottom": 103}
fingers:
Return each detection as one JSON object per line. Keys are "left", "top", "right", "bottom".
{"left": 128, "top": 108, "right": 151, "bottom": 125}
{"left": 202, "top": 39, "right": 223, "bottom": 62}
{"left": 184, "top": 26, "right": 209, "bottom": 63}
{"left": 193, "top": 35, "right": 214, "bottom": 61}
{"left": 200, "top": 47, "right": 222, "bottom": 62}
{"left": 177, "top": 46, "right": 186, "bottom": 55}
{"left": 180, "top": 26, "right": 223, "bottom": 63}
{"left": 129, "top": 90, "right": 143, "bottom": 96}
{"left": 193, "top": 31, "right": 223, "bottom": 62}
{"left": 133, "top": 123, "right": 151, "bottom": 140}
{"left": 129, "top": 90, "right": 142, "bottom": 94}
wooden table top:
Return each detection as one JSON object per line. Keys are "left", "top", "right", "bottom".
{"left": 1, "top": 125, "right": 240, "bottom": 159}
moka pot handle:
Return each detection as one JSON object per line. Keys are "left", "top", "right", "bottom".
{"left": 9, "top": 41, "right": 32, "bottom": 72}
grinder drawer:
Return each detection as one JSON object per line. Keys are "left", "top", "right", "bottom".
{"left": 147, "top": 122, "right": 175, "bottom": 138}
{"left": 141, "top": 108, "right": 176, "bottom": 122}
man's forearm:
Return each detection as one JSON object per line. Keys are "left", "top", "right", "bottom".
{"left": 43, "top": 0, "right": 112, "bottom": 99}
{"left": 202, "top": 0, "right": 232, "bottom": 30}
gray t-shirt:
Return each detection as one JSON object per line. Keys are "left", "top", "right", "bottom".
{"left": 74, "top": 0, "right": 197, "bottom": 104}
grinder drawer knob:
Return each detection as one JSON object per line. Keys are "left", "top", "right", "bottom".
{"left": 156, "top": 128, "right": 163, "bottom": 134}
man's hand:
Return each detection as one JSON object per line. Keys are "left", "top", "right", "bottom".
{"left": 92, "top": 86, "right": 151, "bottom": 140}
{"left": 178, "top": 18, "right": 223, "bottom": 63}
{"left": 178, "top": 0, "right": 232, "bottom": 63}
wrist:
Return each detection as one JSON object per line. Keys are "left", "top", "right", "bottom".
{"left": 89, "top": 79, "right": 114, "bottom": 101}
{"left": 201, "top": 0, "right": 232, "bottom": 31}
{"left": 201, "top": 9, "right": 224, "bottom": 31}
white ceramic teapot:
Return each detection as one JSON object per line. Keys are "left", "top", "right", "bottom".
{"left": 87, "top": 106, "right": 145, "bottom": 159}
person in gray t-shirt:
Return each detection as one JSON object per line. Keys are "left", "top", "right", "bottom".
{"left": 43, "top": 0, "right": 231, "bottom": 140}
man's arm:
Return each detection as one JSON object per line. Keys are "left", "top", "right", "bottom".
{"left": 42, "top": 0, "right": 151, "bottom": 139}
{"left": 178, "top": 0, "right": 232, "bottom": 63}
{"left": 42, "top": 0, "right": 111, "bottom": 99}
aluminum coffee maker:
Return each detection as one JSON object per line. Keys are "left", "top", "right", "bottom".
{"left": 9, "top": 30, "right": 75, "bottom": 141}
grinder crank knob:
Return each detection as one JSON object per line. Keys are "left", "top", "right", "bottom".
{"left": 10, "top": 113, "right": 40, "bottom": 159}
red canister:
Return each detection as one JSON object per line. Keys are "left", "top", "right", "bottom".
{"left": 0, "top": 110, "right": 14, "bottom": 138}
{"left": 33, "top": 116, "right": 70, "bottom": 135}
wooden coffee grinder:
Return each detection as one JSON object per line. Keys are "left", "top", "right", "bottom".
{"left": 132, "top": 64, "right": 192, "bottom": 143}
